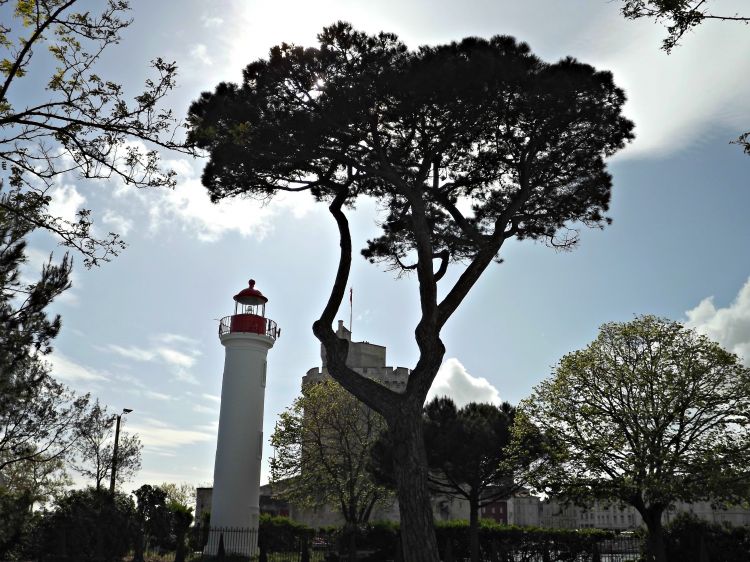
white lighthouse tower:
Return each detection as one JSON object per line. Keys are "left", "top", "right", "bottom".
{"left": 207, "top": 279, "right": 280, "bottom": 556}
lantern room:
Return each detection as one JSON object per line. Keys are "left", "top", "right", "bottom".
{"left": 219, "top": 279, "right": 280, "bottom": 340}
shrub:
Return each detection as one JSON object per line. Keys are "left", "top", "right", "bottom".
{"left": 664, "top": 513, "right": 750, "bottom": 562}
{"left": 258, "top": 514, "right": 313, "bottom": 552}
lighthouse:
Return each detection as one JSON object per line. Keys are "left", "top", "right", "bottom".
{"left": 207, "top": 279, "right": 279, "bottom": 555}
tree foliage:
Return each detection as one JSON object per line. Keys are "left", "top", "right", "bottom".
{"left": 0, "top": 197, "right": 91, "bottom": 474}
{"left": 189, "top": 23, "right": 633, "bottom": 562}
{"left": 132, "top": 484, "right": 172, "bottom": 562}
{"left": 159, "top": 481, "right": 196, "bottom": 512}
{"left": 0, "top": 191, "right": 71, "bottom": 375}
{"left": 270, "top": 379, "right": 390, "bottom": 527}
{"left": 72, "top": 400, "right": 141, "bottom": 491}
{"left": 518, "top": 315, "right": 750, "bottom": 562}
{"left": 0, "top": 0, "right": 186, "bottom": 265}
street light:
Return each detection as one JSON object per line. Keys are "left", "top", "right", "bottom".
{"left": 110, "top": 408, "right": 133, "bottom": 495}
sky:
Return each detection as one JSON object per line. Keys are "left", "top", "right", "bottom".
{"left": 8, "top": 0, "right": 750, "bottom": 491}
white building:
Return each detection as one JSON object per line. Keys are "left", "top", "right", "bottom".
{"left": 541, "top": 497, "right": 750, "bottom": 530}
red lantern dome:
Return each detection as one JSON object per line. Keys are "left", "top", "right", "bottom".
{"left": 233, "top": 279, "right": 268, "bottom": 306}
{"left": 219, "top": 279, "right": 279, "bottom": 340}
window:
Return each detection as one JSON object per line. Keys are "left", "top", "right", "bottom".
{"left": 257, "top": 431, "right": 263, "bottom": 459}
{"left": 261, "top": 361, "right": 267, "bottom": 387}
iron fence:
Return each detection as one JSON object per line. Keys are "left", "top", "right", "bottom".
{"left": 10, "top": 525, "right": 641, "bottom": 562}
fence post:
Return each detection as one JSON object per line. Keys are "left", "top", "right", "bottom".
{"left": 395, "top": 534, "right": 403, "bottom": 562}
{"left": 443, "top": 535, "right": 454, "bottom": 562}
{"left": 591, "top": 541, "right": 601, "bottom": 562}
{"left": 699, "top": 534, "right": 709, "bottom": 562}
{"left": 301, "top": 535, "right": 311, "bottom": 562}
{"left": 217, "top": 532, "right": 225, "bottom": 560}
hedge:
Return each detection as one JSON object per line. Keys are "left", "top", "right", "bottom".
{"left": 328, "top": 519, "right": 616, "bottom": 561}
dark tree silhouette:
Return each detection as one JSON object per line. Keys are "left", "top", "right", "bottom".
{"left": 0, "top": 190, "right": 90, "bottom": 473}
{"left": 518, "top": 316, "right": 750, "bottom": 562}
{"left": 187, "top": 23, "right": 634, "bottom": 561}
{"left": 132, "top": 485, "right": 172, "bottom": 562}
{"left": 0, "top": 0, "right": 187, "bottom": 265}
{"left": 0, "top": 191, "right": 71, "bottom": 376}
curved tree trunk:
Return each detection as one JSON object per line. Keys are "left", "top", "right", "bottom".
{"left": 390, "top": 410, "right": 440, "bottom": 562}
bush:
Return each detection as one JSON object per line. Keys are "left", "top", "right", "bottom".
{"left": 0, "top": 489, "right": 38, "bottom": 561}
{"left": 31, "top": 487, "right": 136, "bottom": 562}
{"left": 356, "top": 521, "right": 399, "bottom": 558}
{"left": 337, "top": 519, "right": 615, "bottom": 561}
{"left": 664, "top": 513, "right": 750, "bottom": 562}
{"left": 258, "top": 514, "right": 313, "bottom": 552}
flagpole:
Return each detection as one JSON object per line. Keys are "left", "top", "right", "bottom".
{"left": 349, "top": 287, "right": 353, "bottom": 335}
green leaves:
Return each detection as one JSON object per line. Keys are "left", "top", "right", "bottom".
{"left": 270, "top": 379, "right": 390, "bottom": 525}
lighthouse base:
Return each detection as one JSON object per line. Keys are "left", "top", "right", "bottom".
{"left": 203, "top": 526, "right": 259, "bottom": 557}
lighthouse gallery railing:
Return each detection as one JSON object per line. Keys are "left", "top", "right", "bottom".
{"left": 219, "top": 315, "right": 279, "bottom": 340}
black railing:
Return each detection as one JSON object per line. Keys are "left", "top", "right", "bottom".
{"left": 218, "top": 315, "right": 279, "bottom": 340}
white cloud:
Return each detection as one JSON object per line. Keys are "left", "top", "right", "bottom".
{"left": 129, "top": 420, "right": 214, "bottom": 449}
{"left": 103, "top": 335, "right": 201, "bottom": 384}
{"left": 685, "top": 277, "right": 750, "bottom": 364}
{"left": 102, "top": 210, "right": 133, "bottom": 236}
{"left": 156, "top": 347, "right": 197, "bottom": 368}
{"left": 577, "top": 7, "right": 750, "bottom": 160}
{"left": 144, "top": 390, "right": 175, "bottom": 401}
{"left": 192, "top": 403, "right": 217, "bottom": 414}
{"left": 107, "top": 344, "right": 156, "bottom": 362}
{"left": 190, "top": 44, "right": 212, "bottom": 66}
{"left": 426, "top": 358, "right": 501, "bottom": 407}
{"left": 172, "top": 368, "right": 199, "bottom": 385}
{"left": 202, "top": 393, "right": 221, "bottom": 403}
{"left": 47, "top": 352, "right": 108, "bottom": 382}
{"left": 202, "top": 15, "right": 223, "bottom": 27}
{"left": 157, "top": 333, "right": 199, "bottom": 346}
{"left": 106, "top": 144, "right": 319, "bottom": 242}
{"left": 47, "top": 184, "right": 85, "bottom": 224}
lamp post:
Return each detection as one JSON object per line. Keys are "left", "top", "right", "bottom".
{"left": 109, "top": 408, "right": 133, "bottom": 495}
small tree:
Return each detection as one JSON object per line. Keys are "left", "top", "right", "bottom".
{"left": 132, "top": 484, "right": 172, "bottom": 562}
{"left": 518, "top": 316, "right": 750, "bottom": 562}
{"left": 0, "top": 0, "right": 187, "bottom": 265}
{"left": 271, "top": 378, "right": 389, "bottom": 562}
{"left": 159, "top": 482, "right": 196, "bottom": 512}
{"left": 188, "top": 24, "right": 633, "bottom": 561}
{"left": 73, "top": 400, "right": 142, "bottom": 491}
{"left": 168, "top": 500, "right": 194, "bottom": 562}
